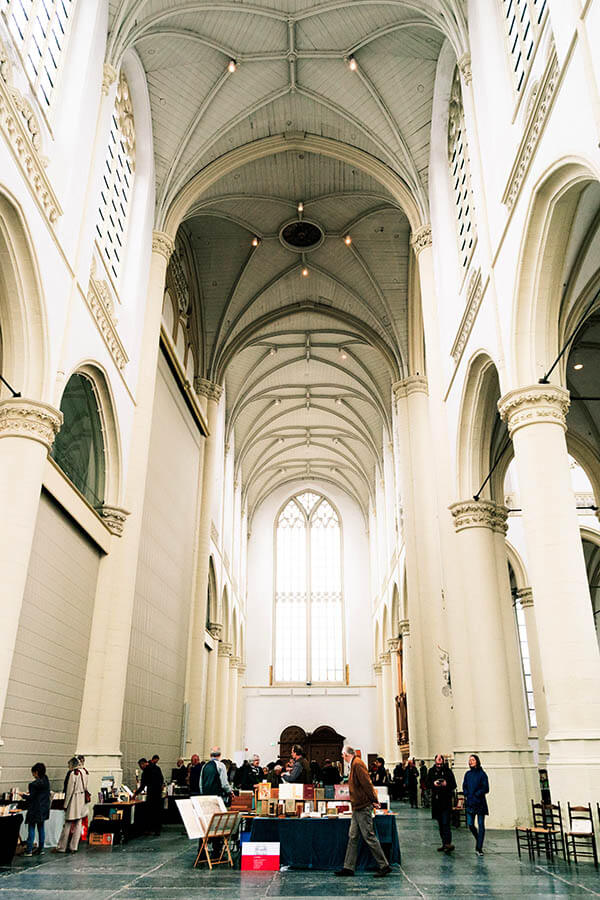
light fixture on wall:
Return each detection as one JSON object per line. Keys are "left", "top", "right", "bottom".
{"left": 228, "top": 59, "right": 237, "bottom": 73}
{"left": 344, "top": 234, "right": 352, "bottom": 245}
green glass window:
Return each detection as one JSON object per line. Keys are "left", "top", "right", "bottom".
{"left": 52, "top": 373, "right": 105, "bottom": 507}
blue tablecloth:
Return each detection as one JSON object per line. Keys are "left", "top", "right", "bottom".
{"left": 249, "top": 815, "right": 401, "bottom": 870}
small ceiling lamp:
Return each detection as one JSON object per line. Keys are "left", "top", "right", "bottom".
{"left": 251, "top": 236, "right": 260, "bottom": 247}
{"left": 302, "top": 266, "right": 309, "bottom": 277}
{"left": 344, "top": 234, "right": 352, "bottom": 246}
{"left": 273, "top": 398, "right": 281, "bottom": 406}
{"left": 339, "top": 347, "right": 348, "bottom": 360}
{"left": 573, "top": 362, "right": 584, "bottom": 370}
{"left": 228, "top": 59, "right": 237, "bottom": 73}
{"left": 297, "top": 201, "right": 304, "bottom": 214}
{"left": 336, "top": 397, "right": 343, "bottom": 406}
{"left": 269, "top": 346, "right": 277, "bottom": 356}
{"left": 347, "top": 55, "right": 358, "bottom": 72}
{"left": 278, "top": 437, "right": 284, "bottom": 444}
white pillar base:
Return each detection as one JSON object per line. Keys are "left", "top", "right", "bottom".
{"left": 454, "top": 749, "right": 539, "bottom": 828}
{"left": 546, "top": 734, "right": 600, "bottom": 807}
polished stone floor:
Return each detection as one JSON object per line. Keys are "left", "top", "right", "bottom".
{"left": 1, "top": 803, "right": 599, "bottom": 899}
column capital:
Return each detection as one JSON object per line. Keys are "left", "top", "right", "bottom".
{"left": 410, "top": 224, "right": 432, "bottom": 256}
{"left": 379, "top": 651, "right": 391, "bottom": 667}
{"left": 388, "top": 637, "right": 400, "bottom": 653}
{"left": 208, "top": 623, "right": 222, "bottom": 640}
{"left": 98, "top": 505, "right": 130, "bottom": 537}
{"left": 398, "top": 618, "right": 410, "bottom": 636}
{"left": 458, "top": 52, "right": 472, "bottom": 85}
{"left": 194, "top": 377, "right": 223, "bottom": 403}
{"left": 450, "top": 499, "right": 508, "bottom": 533}
{"left": 230, "top": 655, "right": 241, "bottom": 669}
{"left": 151, "top": 231, "right": 175, "bottom": 261}
{"left": 218, "top": 641, "right": 232, "bottom": 658}
{"left": 0, "top": 398, "right": 62, "bottom": 451}
{"left": 515, "top": 587, "right": 534, "bottom": 608}
{"left": 102, "top": 63, "right": 117, "bottom": 96}
{"left": 373, "top": 663, "right": 383, "bottom": 676}
{"left": 392, "top": 375, "right": 428, "bottom": 401}
{"left": 237, "top": 664, "right": 247, "bottom": 677}
{"left": 498, "top": 384, "right": 570, "bottom": 438}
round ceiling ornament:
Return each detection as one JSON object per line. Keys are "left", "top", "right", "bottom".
{"left": 279, "top": 218, "right": 325, "bottom": 253}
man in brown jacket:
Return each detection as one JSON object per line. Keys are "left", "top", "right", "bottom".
{"left": 335, "top": 745, "right": 391, "bottom": 877}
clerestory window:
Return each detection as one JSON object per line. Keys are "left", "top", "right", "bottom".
{"left": 1, "top": 0, "right": 75, "bottom": 109}
{"left": 274, "top": 492, "right": 345, "bottom": 683}
{"left": 51, "top": 372, "right": 105, "bottom": 508}
{"left": 448, "top": 66, "right": 476, "bottom": 271}
{"left": 502, "top": 0, "right": 548, "bottom": 96}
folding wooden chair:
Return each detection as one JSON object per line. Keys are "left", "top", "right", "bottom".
{"left": 565, "top": 803, "right": 598, "bottom": 866}
{"left": 194, "top": 811, "right": 240, "bottom": 870}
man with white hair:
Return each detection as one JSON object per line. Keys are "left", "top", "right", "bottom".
{"left": 335, "top": 745, "right": 391, "bottom": 878}
{"left": 200, "top": 746, "right": 232, "bottom": 801}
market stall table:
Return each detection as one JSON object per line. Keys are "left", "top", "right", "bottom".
{"left": 249, "top": 815, "right": 400, "bottom": 870}
{"left": 18, "top": 809, "right": 65, "bottom": 848}
{"left": 0, "top": 813, "right": 23, "bottom": 866}
{"left": 89, "top": 800, "right": 144, "bottom": 844}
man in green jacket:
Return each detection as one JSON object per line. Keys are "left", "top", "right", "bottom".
{"left": 335, "top": 745, "right": 391, "bottom": 878}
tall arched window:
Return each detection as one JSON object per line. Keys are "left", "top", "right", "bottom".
{"left": 51, "top": 372, "right": 105, "bottom": 508}
{"left": 1, "top": 0, "right": 76, "bottom": 108}
{"left": 509, "top": 566, "right": 537, "bottom": 728}
{"left": 448, "top": 66, "right": 476, "bottom": 271}
{"left": 502, "top": 0, "right": 548, "bottom": 95}
{"left": 95, "top": 71, "right": 135, "bottom": 284}
{"left": 275, "top": 492, "right": 344, "bottom": 683}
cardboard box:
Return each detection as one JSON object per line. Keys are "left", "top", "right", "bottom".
{"left": 241, "top": 841, "right": 280, "bottom": 871}
{"left": 89, "top": 833, "right": 113, "bottom": 848}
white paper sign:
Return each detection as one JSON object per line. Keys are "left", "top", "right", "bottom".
{"left": 175, "top": 799, "right": 204, "bottom": 840}
{"left": 190, "top": 795, "right": 227, "bottom": 835}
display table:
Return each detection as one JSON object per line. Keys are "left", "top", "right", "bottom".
{"left": 249, "top": 815, "right": 401, "bottom": 870}
{"left": 18, "top": 809, "right": 65, "bottom": 848}
{"left": 0, "top": 814, "right": 23, "bottom": 866}
{"left": 90, "top": 801, "right": 144, "bottom": 843}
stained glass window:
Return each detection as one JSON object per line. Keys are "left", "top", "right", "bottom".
{"left": 51, "top": 373, "right": 105, "bottom": 507}
{"left": 275, "top": 494, "right": 344, "bottom": 682}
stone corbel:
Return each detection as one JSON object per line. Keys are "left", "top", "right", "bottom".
{"left": 410, "top": 224, "right": 432, "bottom": 256}
{"left": 99, "top": 505, "right": 130, "bottom": 537}
{"left": 0, "top": 398, "right": 62, "bottom": 451}
{"left": 398, "top": 618, "right": 410, "bottom": 637}
{"left": 515, "top": 587, "right": 534, "bottom": 608}
{"left": 195, "top": 378, "right": 223, "bottom": 404}
{"left": 208, "top": 623, "right": 223, "bottom": 641}
{"left": 218, "top": 641, "right": 233, "bottom": 658}
{"left": 388, "top": 638, "right": 400, "bottom": 653}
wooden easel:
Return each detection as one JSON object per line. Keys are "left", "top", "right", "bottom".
{"left": 193, "top": 811, "right": 239, "bottom": 869}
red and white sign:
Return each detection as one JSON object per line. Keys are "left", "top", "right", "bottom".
{"left": 241, "top": 841, "right": 280, "bottom": 871}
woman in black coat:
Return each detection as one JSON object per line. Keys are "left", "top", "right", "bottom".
{"left": 427, "top": 754, "right": 457, "bottom": 852}
{"left": 462, "top": 754, "right": 489, "bottom": 856}
{"left": 24, "top": 762, "right": 51, "bottom": 856}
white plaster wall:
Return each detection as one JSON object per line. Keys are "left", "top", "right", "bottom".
{"left": 244, "top": 480, "right": 377, "bottom": 762}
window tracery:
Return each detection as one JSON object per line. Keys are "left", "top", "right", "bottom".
{"left": 448, "top": 66, "right": 476, "bottom": 271}
{"left": 502, "top": 0, "right": 548, "bottom": 95}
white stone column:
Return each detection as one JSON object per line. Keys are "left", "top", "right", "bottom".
{"left": 215, "top": 641, "right": 232, "bottom": 754}
{"left": 517, "top": 588, "right": 550, "bottom": 764}
{"left": 185, "top": 383, "right": 223, "bottom": 754}
{"left": 374, "top": 662, "right": 384, "bottom": 753}
{"left": 449, "top": 500, "right": 536, "bottom": 825}
{"left": 236, "top": 663, "right": 246, "bottom": 753}
{"left": 203, "top": 623, "right": 221, "bottom": 757}
{"left": 499, "top": 385, "right": 600, "bottom": 803}
{"left": 76, "top": 232, "right": 175, "bottom": 791}
{"left": 388, "top": 638, "right": 401, "bottom": 763}
{"left": 393, "top": 375, "right": 453, "bottom": 757}
{"left": 380, "top": 652, "right": 395, "bottom": 764}
{"left": 399, "top": 620, "right": 416, "bottom": 757}
{"left": 227, "top": 656, "right": 241, "bottom": 754}
{"left": 0, "top": 400, "right": 62, "bottom": 766}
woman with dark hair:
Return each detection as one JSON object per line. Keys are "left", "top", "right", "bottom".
{"left": 462, "top": 754, "right": 489, "bottom": 856}
{"left": 24, "top": 763, "right": 51, "bottom": 856}
{"left": 370, "top": 757, "right": 390, "bottom": 787}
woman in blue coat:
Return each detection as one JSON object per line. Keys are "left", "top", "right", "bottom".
{"left": 24, "top": 763, "right": 51, "bottom": 856}
{"left": 462, "top": 754, "right": 489, "bottom": 856}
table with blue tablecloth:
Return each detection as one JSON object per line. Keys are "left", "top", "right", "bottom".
{"left": 249, "top": 815, "right": 401, "bottom": 870}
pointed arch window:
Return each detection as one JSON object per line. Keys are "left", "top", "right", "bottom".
{"left": 502, "top": 0, "right": 548, "bottom": 95}
{"left": 448, "top": 67, "right": 476, "bottom": 271}
{"left": 51, "top": 372, "right": 105, "bottom": 508}
{"left": 274, "top": 492, "right": 345, "bottom": 683}
{"left": 1, "top": 0, "right": 75, "bottom": 108}
{"left": 95, "top": 71, "right": 135, "bottom": 284}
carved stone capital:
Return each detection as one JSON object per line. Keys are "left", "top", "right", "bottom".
{"left": 218, "top": 641, "right": 233, "bottom": 658}
{"left": 102, "top": 63, "right": 117, "bottom": 96}
{"left": 515, "top": 587, "right": 534, "bottom": 608}
{"left": 208, "top": 623, "right": 223, "bottom": 640}
{"left": 0, "top": 399, "right": 62, "bottom": 451}
{"left": 99, "top": 505, "right": 130, "bottom": 536}
{"left": 373, "top": 663, "right": 383, "bottom": 676}
{"left": 230, "top": 655, "right": 242, "bottom": 669}
{"left": 450, "top": 499, "right": 501, "bottom": 532}
{"left": 458, "top": 52, "right": 472, "bottom": 86}
{"left": 498, "top": 385, "right": 570, "bottom": 438}
{"left": 410, "top": 225, "right": 432, "bottom": 256}
{"left": 398, "top": 618, "right": 410, "bottom": 636}
{"left": 237, "top": 664, "right": 247, "bottom": 677}
{"left": 388, "top": 638, "right": 400, "bottom": 653}
{"left": 379, "top": 651, "right": 391, "bottom": 667}
{"left": 392, "top": 375, "right": 428, "bottom": 402}
{"left": 152, "top": 231, "right": 175, "bottom": 261}
{"left": 195, "top": 378, "right": 223, "bottom": 403}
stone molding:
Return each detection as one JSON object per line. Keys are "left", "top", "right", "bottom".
{"left": 86, "top": 259, "right": 129, "bottom": 370}
{"left": 210, "top": 522, "right": 219, "bottom": 543}
{"left": 498, "top": 384, "right": 570, "bottom": 437}
{"left": 373, "top": 663, "right": 383, "bottom": 676}
{"left": 388, "top": 638, "right": 400, "bottom": 653}
{"left": 450, "top": 499, "right": 508, "bottom": 533}
{"left": 152, "top": 231, "right": 175, "bottom": 261}
{"left": 208, "top": 623, "right": 223, "bottom": 640}
{"left": 218, "top": 641, "right": 233, "bottom": 658}
{"left": 237, "top": 664, "right": 247, "bottom": 677}
{"left": 450, "top": 268, "right": 483, "bottom": 366}
{"left": 102, "top": 63, "right": 117, "bottom": 96}
{"left": 195, "top": 377, "right": 223, "bottom": 403}
{"left": 457, "top": 52, "right": 472, "bottom": 86}
{"left": 398, "top": 618, "right": 410, "bottom": 636}
{"left": 515, "top": 587, "right": 533, "bottom": 608}
{"left": 0, "top": 39, "right": 61, "bottom": 228}
{"left": 115, "top": 72, "right": 135, "bottom": 168}
{"left": 229, "top": 655, "right": 241, "bottom": 669}
{"left": 99, "top": 505, "right": 130, "bottom": 536}
{"left": 502, "top": 45, "right": 559, "bottom": 211}
{"left": 0, "top": 398, "right": 62, "bottom": 450}
{"left": 392, "top": 375, "right": 428, "bottom": 401}
{"left": 379, "top": 651, "right": 391, "bottom": 667}
{"left": 410, "top": 224, "right": 432, "bottom": 256}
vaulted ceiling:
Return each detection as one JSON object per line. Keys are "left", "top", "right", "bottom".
{"left": 107, "top": 0, "right": 467, "bottom": 518}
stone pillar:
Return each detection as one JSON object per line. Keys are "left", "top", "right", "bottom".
{"left": 499, "top": 385, "right": 600, "bottom": 803}
{"left": 203, "top": 623, "right": 221, "bottom": 757}
{"left": 517, "top": 588, "right": 550, "bottom": 764}
{"left": 76, "top": 232, "right": 175, "bottom": 791}
{"left": 228, "top": 656, "right": 241, "bottom": 754}
{"left": 449, "top": 500, "right": 536, "bottom": 826}
{"left": 215, "top": 641, "right": 232, "bottom": 754}
{"left": 398, "top": 620, "right": 416, "bottom": 757}
{"left": 380, "top": 652, "right": 395, "bottom": 764}
{"left": 0, "top": 400, "right": 62, "bottom": 766}
{"left": 374, "top": 662, "right": 384, "bottom": 753}
{"left": 236, "top": 663, "right": 246, "bottom": 753}
{"left": 388, "top": 638, "right": 401, "bottom": 763}
{"left": 185, "top": 381, "right": 223, "bottom": 754}
{"left": 393, "top": 375, "right": 453, "bottom": 757}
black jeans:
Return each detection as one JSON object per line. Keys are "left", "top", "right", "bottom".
{"left": 436, "top": 809, "right": 452, "bottom": 846}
